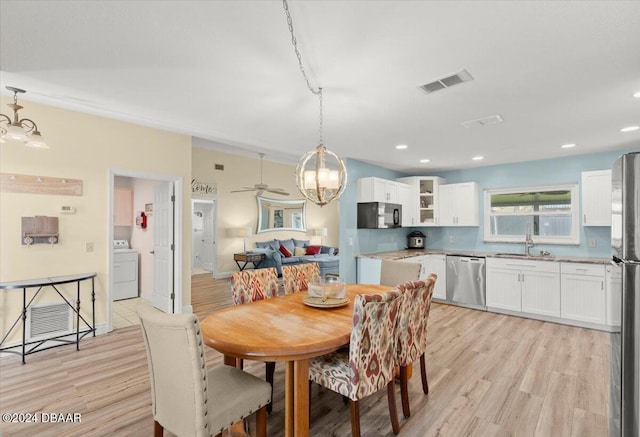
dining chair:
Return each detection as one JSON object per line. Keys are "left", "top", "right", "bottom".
{"left": 395, "top": 274, "right": 437, "bottom": 418}
{"left": 137, "top": 301, "right": 271, "bottom": 437}
{"left": 282, "top": 262, "right": 320, "bottom": 294}
{"left": 308, "top": 290, "right": 403, "bottom": 437}
{"left": 230, "top": 267, "right": 279, "bottom": 412}
{"left": 380, "top": 259, "right": 421, "bottom": 287}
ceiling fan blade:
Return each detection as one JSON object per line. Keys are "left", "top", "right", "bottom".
{"left": 265, "top": 188, "right": 290, "bottom": 195}
{"left": 230, "top": 189, "right": 257, "bottom": 193}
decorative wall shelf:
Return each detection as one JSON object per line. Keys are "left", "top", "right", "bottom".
{"left": 1, "top": 173, "right": 83, "bottom": 196}
{"left": 22, "top": 216, "right": 59, "bottom": 246}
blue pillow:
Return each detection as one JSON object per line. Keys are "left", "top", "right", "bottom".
{"left": 256, "top": 240, "right": 279, "bottom": 251}
{"left": 278, "top": 238, "right": 295, "bottom": 254}
{"left": 293, "top": 239, "right": 311, "bottom": 248}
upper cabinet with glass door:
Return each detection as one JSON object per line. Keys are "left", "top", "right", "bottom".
{"left": 484, "top": 184, "right": 579, "bottom": 244}
{"left": 396, "top": 176, "right": 446, "bottom": 226}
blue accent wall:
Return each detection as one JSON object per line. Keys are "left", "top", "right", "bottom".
{"left": 339, "top": 147, "right": 639, "bottom": 282}
{"left": 338, "top": 159, "right": 408, "bottom": 283}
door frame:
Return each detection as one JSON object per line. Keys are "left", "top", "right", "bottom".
{"left": 191, "top": 199, "right": 217, "bottom": 276}
{"left": 108, "top": 169, "right": 184, "bottom": 331}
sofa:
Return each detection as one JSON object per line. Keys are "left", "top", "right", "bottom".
{"left": 251, "top": 238, "right": 339, "bottom": 277}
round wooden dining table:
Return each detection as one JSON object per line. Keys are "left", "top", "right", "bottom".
{"left": 200, "top": 283, "right": 392, "bottom": 437}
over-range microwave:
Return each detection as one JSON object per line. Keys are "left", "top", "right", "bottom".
{"left": 357, "top": 202, "right": 402, "bottom": 229}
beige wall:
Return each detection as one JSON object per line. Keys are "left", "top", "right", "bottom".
{"left": 0, "top": 97, "right": 192, "bottom": 342}
{"left": 191, "top": 146, "right": 339, "bottom": 276}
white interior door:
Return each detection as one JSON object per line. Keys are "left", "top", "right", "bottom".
{"left": 200, "top": 202, "right": 215, "bottom": 272}
{"left": 153, "top": 181, "right": 174, "bottom": 313}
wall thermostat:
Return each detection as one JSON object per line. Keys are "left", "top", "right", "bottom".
{"left": 60, "top": 206, "right": 76, "bottom": 214}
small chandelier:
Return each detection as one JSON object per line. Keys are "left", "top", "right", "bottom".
{"left": 1, "top": 86, "right": 48, "bottom": 149}
{"left": 283, "top": 0, "right": 347, "bottom": 207}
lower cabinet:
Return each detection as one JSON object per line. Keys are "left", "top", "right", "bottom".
{"left": 357, "top": 254, "right": 446, "bottom": 300}
{"left": 357, "top": 257, "right": 382, "bottom": 285}
{"left": 486, "top": 258, "right": 560, "bottom": 317}
{"left": 606, "top": 263, "right": 622, "bottom": 327}
{"left": 560, "top": 263, "right": 606, "bottom": 325}
{"left": 421, "top": 254, "right": 447, "bottom": 299}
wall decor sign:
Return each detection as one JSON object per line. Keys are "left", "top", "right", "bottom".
{"left": 191, "top": 179, "right": 217, "bottom": 197}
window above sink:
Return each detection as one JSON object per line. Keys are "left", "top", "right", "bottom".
{"left": 484, "top": 184, "right": 579, "bottom": 245}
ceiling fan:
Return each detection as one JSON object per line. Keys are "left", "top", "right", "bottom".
{"left": 231, "top": 153, "right": 290, "bottom": 196}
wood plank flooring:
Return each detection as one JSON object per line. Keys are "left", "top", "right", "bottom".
{"left": 0, "top": 274, "right": 611, "bottom": 436}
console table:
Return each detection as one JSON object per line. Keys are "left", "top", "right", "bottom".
{"left": 0, "top": 272, "right": 97, "bottom": 364}
{"left": 233, "top": 252, "right": 266, "bottom": 271}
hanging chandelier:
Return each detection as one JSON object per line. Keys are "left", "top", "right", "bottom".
{"left": 283, "top": 0, "right": 347, "bottom": 207}
{"left": 0, "top": 86, "right": 48, "bottom": 149}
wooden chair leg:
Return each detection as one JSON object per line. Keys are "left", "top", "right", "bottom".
{"left": 387, "top": 381, "right": 401, "bottom": 434}
{"left": 255, "top": 405, "right": 267, "bottom": 437}
{"left": 399, "top": 365, "right": 411, "bottom": 418}
{"left": 420, "top": 354, "right": 429, "bottom": 394}
{"left": 266, "top": 361, "right": 276, "bottom": 413}
{"left": 349, "top": 399, "right": 361, "bottom": 437}
{"left": 154, "top": 420, "right": 163, "bottom": 437}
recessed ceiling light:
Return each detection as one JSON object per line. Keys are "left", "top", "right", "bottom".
{"left": 634, "top": 91, "right": 640, "bottom": 98}
{"left": 621, "top": 125, "right": 640, "bottom": 132}
{"left": 395, "top": 144, "right": 408, "bottom": 150}
{"left": 419, "top": 159, "right": 430, "bottom": 163}
{"left": 561, "top": 143, "right": 576, "bottom": 149}
{"left": 472, "top": 156, "right": 484, "bottom": 161}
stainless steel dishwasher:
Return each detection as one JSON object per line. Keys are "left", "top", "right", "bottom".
{"left": 446, "top": 255, "right": 486, "bottom": 310}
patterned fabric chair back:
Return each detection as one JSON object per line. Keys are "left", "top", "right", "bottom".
{"left": 348, "top": 290, "right": 403, "bottom": 400}
{"left": 282, "top": 262, "right": 320, "bottom": 294}
{"left": 231, "top": 267, "right": 279, "bottom": 305}
{"left": 395, "top": 274, "right": 437, "bottom": 367}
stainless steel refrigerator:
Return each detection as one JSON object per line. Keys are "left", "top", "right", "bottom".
{"left": 611, "top": 151, "right": 640, "bottom": 436}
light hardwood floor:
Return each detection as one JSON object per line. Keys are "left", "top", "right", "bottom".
{"left": 0, "top": 274, "right": 611, "bottom": 436}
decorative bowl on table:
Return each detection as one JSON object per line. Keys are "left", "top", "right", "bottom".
{"left": 307, "top": 276, "right": 346, "bottom": 300}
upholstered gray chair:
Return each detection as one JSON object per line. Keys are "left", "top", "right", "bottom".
{"left": 380, "top": 259, "right": 421, "bottom": 287}
{"left": 137, "top": 301, "right": 271, "bottom": 437}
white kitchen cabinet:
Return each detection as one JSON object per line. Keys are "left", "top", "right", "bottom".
{"left": 486, "top": 267, "right": 522, "bottom": 311}
{"left": 561, "top": 262, "right": 606, "bottom": 324}
{"left": 397, "top": 183, "right": 414, "bottom": 227}
{"left": 396, "top": 176, "right": 446, "bottom": 226}
{"left": 606, "top": 263, "right": 622, "bottom": 327}
{"left": 357, "top": 177, "right": 406, "bottom": 204}
{"left": 438, "top": 182, "right": 479, "bottom": 226}
{"left": 421, "top": 254, "right": 447, "bottom": 299}
{"left": 114, "top": 187, "right": 133, "bottom": 226}
{"left": 357, "top": 257, "right": 382, "bottom": 284}
{"left": 581, "top": 170, "right": 612, "bottom": 226}
{"left": 486, "top": 257, "right": 560, "bottom": 316}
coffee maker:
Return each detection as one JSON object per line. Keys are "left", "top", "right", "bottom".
{"left": 407, "top": 231, "right": 425, "bottom": 249}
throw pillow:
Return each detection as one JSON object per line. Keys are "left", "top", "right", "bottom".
{"left": 278, "top": 238, "right": 295, "bottom": 255}
{"left": 279, "top": 244, "right": 292, "bottom": 257}
{"left": 293, "top": 238, "right": 311, "bottom": 248}
{"left": 294, "top": 246, "right": 306, "bottom": 256}
{"left": 305, "top": 245, "right": 322, "bottom": 255}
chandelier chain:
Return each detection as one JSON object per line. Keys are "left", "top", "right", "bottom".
{"left": 282, "top": 0, "right": 323, "bottom": 145}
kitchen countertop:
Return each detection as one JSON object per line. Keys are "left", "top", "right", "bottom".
{"left": 357, "top": 249, "right": 612, "bottom": 265}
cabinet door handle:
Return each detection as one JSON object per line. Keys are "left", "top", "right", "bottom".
{"left": 602, "top": 281, "right": 604, "bottom": 290}
{"left": 584, "top": 214, "right": 587, "bottom": 223}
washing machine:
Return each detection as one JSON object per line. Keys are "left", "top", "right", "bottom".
{"left": 113, "top": 240, "right": 139, "bottom": 300}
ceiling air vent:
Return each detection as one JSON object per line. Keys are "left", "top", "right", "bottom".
{"left": 418, "top": 69, "right": 474, "bottom": 95}
{"left": 461, "top": 115, "right": 504, "bottom": 129}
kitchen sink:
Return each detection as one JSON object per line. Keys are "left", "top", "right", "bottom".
{"left": 495, "top": 252, "right": 554, "bottom": 258}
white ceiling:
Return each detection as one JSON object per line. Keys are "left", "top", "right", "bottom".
{"left": 1, "top": 1, "right": 639, "bottom": 173}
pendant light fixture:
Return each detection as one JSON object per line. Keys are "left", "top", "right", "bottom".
{"left": 282, "top": 0, "right": 347, "bottom": 207}
{"left": 1, "top": 87, "right": 48, "bottom": 149}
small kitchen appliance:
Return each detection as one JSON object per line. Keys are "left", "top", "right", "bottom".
{"left": 407, "top": 231, "right": 426, "bottom": 249}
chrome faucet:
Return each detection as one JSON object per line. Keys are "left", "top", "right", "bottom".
{"left": 524, "top": 223, "right": 535, "bottom": 256}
